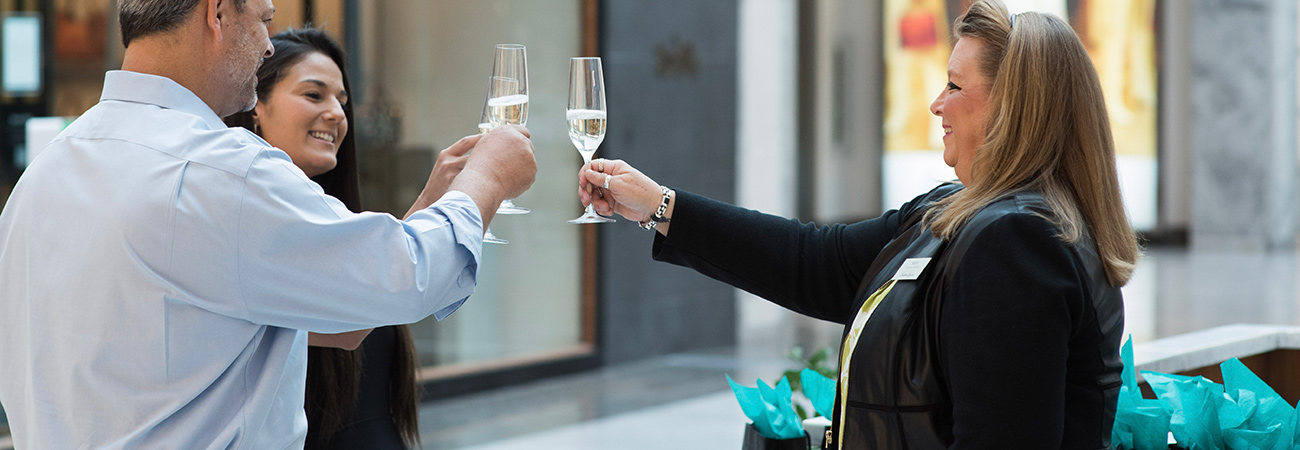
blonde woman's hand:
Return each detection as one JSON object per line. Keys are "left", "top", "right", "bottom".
{"left": 578, "top": 158, "right": 666, "bottom": 224}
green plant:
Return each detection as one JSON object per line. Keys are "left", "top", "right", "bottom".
{"left": 782, "top": 346, "right": 838, "bottom": 420}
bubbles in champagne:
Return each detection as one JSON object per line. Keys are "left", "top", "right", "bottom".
{"left": 487, "top": 94, "right": 529, "bottom": 126}
{"left": 567, "top": 109, "right": 607, "bottom": 154}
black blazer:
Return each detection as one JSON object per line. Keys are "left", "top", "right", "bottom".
{"left": 652, "top": 185, "right": 1123, "bottom": 449}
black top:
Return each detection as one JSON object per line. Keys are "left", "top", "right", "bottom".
{"left": 305, "top": 325, "right": 408, "bottom": 450}
{"left": 652, "top": 186, "right": 1123, "bottom": 448}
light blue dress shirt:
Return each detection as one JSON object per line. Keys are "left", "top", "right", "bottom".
{"left": 0, "top": 71, "right": 484, "bottom": 449}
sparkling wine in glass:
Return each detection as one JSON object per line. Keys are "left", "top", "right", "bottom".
{"left": 488, "top": 44, "right": 530, "bottom": 214}
{"left": 566, "top": 57, "right": 615, "bottom": 224}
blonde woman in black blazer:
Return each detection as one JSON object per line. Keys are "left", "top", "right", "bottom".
{"left": 577, "top": 1, "right": 1139, "bottom": 448}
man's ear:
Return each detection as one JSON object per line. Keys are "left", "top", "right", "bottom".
{"left": 204, "top": 0, "right": 225, "bottom": 42}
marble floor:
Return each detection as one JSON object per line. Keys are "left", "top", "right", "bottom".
{"left": 416, "top": 246, "right": 1300, "bottom": 449}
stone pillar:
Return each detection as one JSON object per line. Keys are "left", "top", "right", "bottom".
{"left": 599, "top": 0, "right": 740, "bottom": 364}
{"left": 1189, "top": 0, "right": 1298, "bottom": 251}
{"left": 735, "top": 0, "right": 800, "bottom": 358}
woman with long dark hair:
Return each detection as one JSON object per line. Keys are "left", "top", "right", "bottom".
{"left": 226, "top": 28, "right": 462, "bottom": 449}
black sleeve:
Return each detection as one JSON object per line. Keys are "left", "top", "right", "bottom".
{"left": 942, "top": 213, "right": 1086, "bottom": 448}
{"left": 651, "top": 189, "right": 941, "bottom": 324}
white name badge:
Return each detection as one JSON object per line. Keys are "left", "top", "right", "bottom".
{"left": 891, "top": 257, "right": 932, "bottom": 281}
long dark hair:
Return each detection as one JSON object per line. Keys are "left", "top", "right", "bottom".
{"left": 224, "top": 28, "right": 423, "bottom": 448}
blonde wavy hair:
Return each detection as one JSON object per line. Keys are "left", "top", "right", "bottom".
{"left": 923, "top": 0, "right": 1140, "bottom": 286}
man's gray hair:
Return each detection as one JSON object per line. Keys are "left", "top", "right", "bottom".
{"left": 119, "top": 0, "right": 246, "bottom": 47}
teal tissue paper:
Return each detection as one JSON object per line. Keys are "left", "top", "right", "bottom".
{"left": 1217, "top": 388, "right": 1254, "bottom": 430}
{"left": 1114, "top": 384, "right": 1172, "bottom": 450}
{"left": 1143, "top": 371, "right": 1225, "bottom": 449}
{"left": 728, "top": 375, "right": 806, "bottom": 440}
{"left": 1112, "top": 336, "right": 1171, "bottom": 450}
{"left": 1294, "top": 409, "right": 1300, "bottom": 450}
{"left": 799, "top": 368, "right": 835, "bottom": 418}
{"left": 1219, "top": 358, "right": 1294, "bottom": 450}
{"left": 1114, "top": 336, "right": 1300, "bottom": 450}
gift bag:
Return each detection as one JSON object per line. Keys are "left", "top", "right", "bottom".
{"left": 741, "top": 423, "right": 810, "bottom": 450}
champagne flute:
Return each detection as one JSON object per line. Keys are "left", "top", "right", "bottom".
{"left": 566, "top": 57, "right": 615, "bottom": 224}
{"left": 487, "top": 44, "right": 530, "bottom": 214}
{"left": 478, "top": 96, "right": 508, "bottom": 245}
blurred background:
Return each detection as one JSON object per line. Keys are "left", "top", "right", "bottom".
{"left": 1, "top": 0, "right": 1297, "bottom": 448}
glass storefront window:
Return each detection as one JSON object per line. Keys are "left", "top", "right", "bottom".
{"left": 352, "top": 0, "right": 590, "bottom": 375}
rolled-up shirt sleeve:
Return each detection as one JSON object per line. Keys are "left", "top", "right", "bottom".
{"left": 224, "top": 148, "right": 482, "bottom": 332}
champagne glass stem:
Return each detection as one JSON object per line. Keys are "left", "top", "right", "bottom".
{"left": 581, "top": 153, "right": 600, "bottom": 217}
{"left": 567, "top": 152, "right": 614, "bottom": 223}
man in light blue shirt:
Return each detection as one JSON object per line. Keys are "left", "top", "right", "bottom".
{"left": 0, "top": 0, "right": 537, "bottom": 448}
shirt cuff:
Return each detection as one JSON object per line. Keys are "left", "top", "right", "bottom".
{"left": 414, "top": 190, "right": 484, "bottom": 320}
{"left": 434, "top": 190, "right": 485, "bottom": 264}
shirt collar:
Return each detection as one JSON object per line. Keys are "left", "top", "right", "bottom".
{"left": 100, "top": 70, "right": 229, "bottom": 130}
